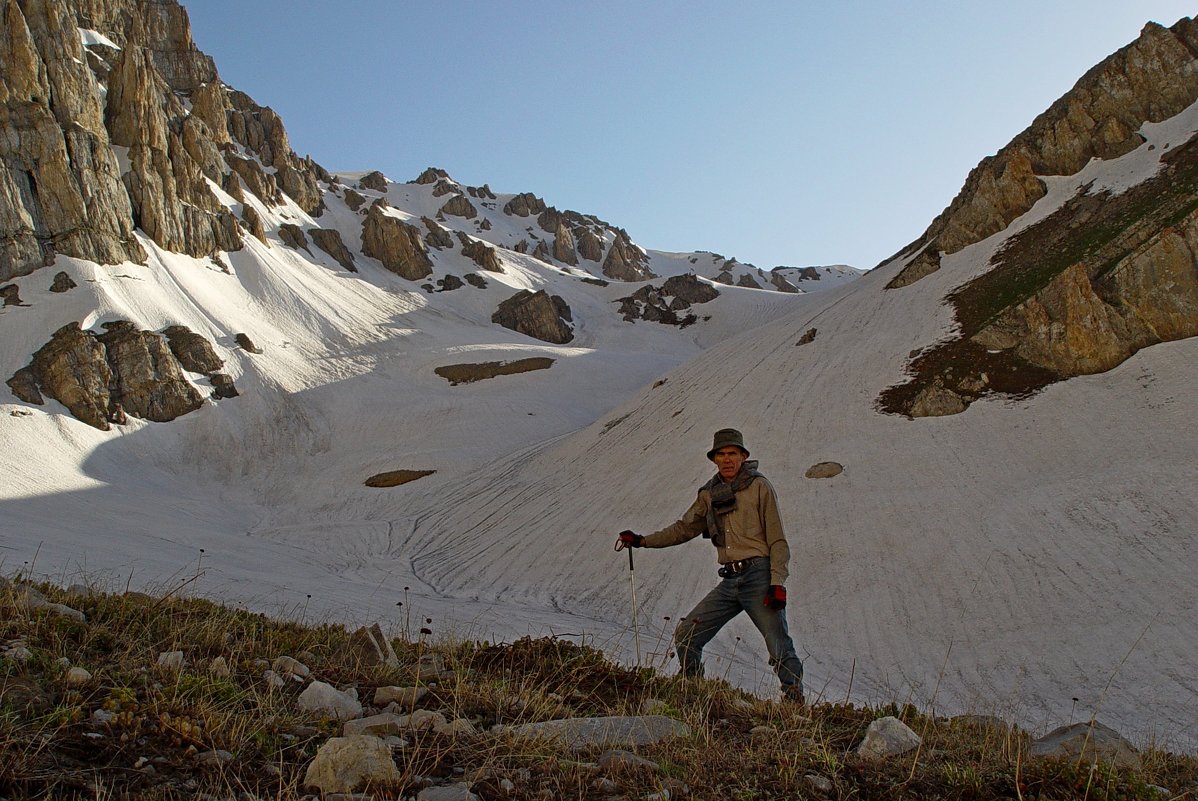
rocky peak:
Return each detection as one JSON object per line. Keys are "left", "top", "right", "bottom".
{"left": 413, "top": 166, "right": 449, "bottom": 185}
{"left": 888, "top": 16, "right": 1198, "bottom": 286}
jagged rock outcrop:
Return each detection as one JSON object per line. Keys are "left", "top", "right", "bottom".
{"left": 603, "top": 231, "right": 654, "bottom": 281}
{"left": 277, "top": 223, "right": 308, "bottom": 252}
{"left": 357, "top": 170, "right": 387, "bottom": 191}
{"left": 492, "top": 290, "right": 574, "bottom": 344}
{"left": 431, "top": 179, "right": 455, "bottom": 197}
{"left": 553, "top": 221, "right": 578, "bottom": 265}
{"left": 310, "top": 228, "right": 356, "bottom": 271}
{"left": 459, "top": 236, "right": 502, "bottom": 272}
{"left": 162, "top": 325, "right": 223, "bottom": 374}
{"left": 617, "top": 275, "right": 717, "bottom": 327}
{"left": 503, "top": 192, "right": 546, "bottom": 217}
{"left": 888, "top": 17, "right": 1198, "bottom": 286}
{"left": 1, "top": 0, "right": 145, "bottom": 280}
{"left": 361, "top": 201, "right": 433, "bottom": 280}
{"left": 413, "top": 167, "right": 449, "bottom": 185}
{"left": 769, "top": 271, "right": 800, "bottom": 293}
{"left": 531, "top": 240, "right": 551, "bottom": 262}
{"left": 577, "top": 229, "right": 603, "bottom": 262}
{"left": 736, "top": 272, "right": 762, "bottom": 289}
{"left": 7, "top": 320, "right": 219, "bottom": 429}
{"left": 466, "top": 183, "right": 495, "bottom": 200}
{"left": 342, "top": 188, "right": 366, "bottom": 211}
{"left": 49, "top": 270, "right": 76, "bottom": 292}
{"left": 240, "top": 204, "right": 266, "bottom": 243}
{"left": 226, "top": 154, "right": 281, "bottom": 205}
{"left": 421, "top": 217, "right": 454, "bottom": 249}
{"left": 881, "top": 129, "right": 1198, "bottom": 417}
{"left": 2, "top": 283, "right": 24, "bottom": 306}
{"left": 438, "top": 194, "right": 477, "bottom": 219}
{"left": 224, "top": 89, "right": 325, "bottom": 215}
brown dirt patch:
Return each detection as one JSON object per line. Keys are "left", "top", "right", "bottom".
{"left": 434, "top": 357, "right": 554, "bottom": 385}
{"left": 364, "top": 469, "right": 435, "bottom": 488}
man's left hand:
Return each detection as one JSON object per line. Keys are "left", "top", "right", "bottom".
{"left": 764, "top": 585, "right": 787, "bottom": 610}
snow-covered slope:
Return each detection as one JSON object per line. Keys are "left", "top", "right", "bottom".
{"left": 389, "top": 105, "right": 1198, "bottom": 748}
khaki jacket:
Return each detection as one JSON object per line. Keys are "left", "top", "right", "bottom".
{"left": 641, "top": 475, "right": 790, "bottom": 585}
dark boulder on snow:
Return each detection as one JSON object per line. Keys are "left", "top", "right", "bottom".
{"left": 492, "top": 290, "right": 574, "bottom": 344}
{"left": 358, "top": 170, "right": 388, "bottom": 191}
{"left": 310, "top": 228, "right": 358, "bottom": 271}
{"left": 361, "top": 203, "right": 434, "bottom": 281}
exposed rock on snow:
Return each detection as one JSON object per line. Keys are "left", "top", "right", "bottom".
{"left": 361, "top": 202, "right": 433, "bottom": 280}
{"left": 492, "top": 290, "right": 574, "bottom": 344}
{"left": 357, "top": 171, "right": 387, "bottom": 191}
{"left": 553, "top": 221, "right": 578, "bottom": 265}
{"left": 422, "top": 217, "right": 455, "bottom": 249}
{"left": 459, "top": 237, "right": 502, "bottom": 272}
{"left": 49, "top": 271, "right": 77, "bottom": 293}
{"left": 413, "top": 167, "right": 450, "bottom": 185}
{"left": 439, "top": 194, "right": 478, "bottom": 219}
{"left": 8, "top": 321, "right": 212, "bottom": 429}
{"left": 577, "top": 229, "right": 604, "bottom": 262}
{"left": 240, "top": 205, "right": 267, "bottom": 243}
{"left": 603, "top": 230, "right": 654, "bottom": 281}
{"left": 162, "top": 325, "right": 223, "bottom": 374}
{"left": 277, "top": 223, "right": 309, "bottom": 252}
{"left": 343, "top": 188, "right": 366, "bottom": 211}
{"left": 503, "top": 192, "right": 547, "bottom": 217}
{"left": 234, "top": 332, "right": 261, "bottom": 353}
{"left": 1, "top": 284, "right": 24, "bottom": 306}
{"left": 617, "top": 274, "right": 717, "bottom": 326}
{"left": 310, "top": 228, "right": 357, "bottom": 271}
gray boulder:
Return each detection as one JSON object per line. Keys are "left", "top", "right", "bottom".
{"left": 492, "top": 290, "right": 574, "bottom": 344}
{"left": 856, "top": 716, "right": 921, "bottom": 759}
{"left": 303, "top": 735, "right": 400, "bottom": 794}
{"left": 506, "top": 715, "right": 690, "bottom": 751}
{"left": 1030, "top": 721, "right": 1140, "bottom": 768}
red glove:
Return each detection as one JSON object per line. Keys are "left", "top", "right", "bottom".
{"left": 764, "top": 585, "right": 787, "bottom": 610}
{"left": 615, "top": 530, "right": 643, "bottom": 549}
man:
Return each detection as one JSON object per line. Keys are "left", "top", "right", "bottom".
{"left": 616, "top": 428, "right": 805, "bottom": 702}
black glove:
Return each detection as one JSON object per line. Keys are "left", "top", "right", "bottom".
{"left": 764, "top": 585, "right": 787, "bottom": 610}
{"left": 616, "top": 530, "right": 643, "bottom": 549}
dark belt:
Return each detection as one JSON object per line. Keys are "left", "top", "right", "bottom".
{"left": 718, "top": 556, "right": 765, "bottom": 577}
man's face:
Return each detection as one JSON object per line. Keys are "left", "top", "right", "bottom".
{"left": 712, "top": 446, "right": 747, "bottom": 481}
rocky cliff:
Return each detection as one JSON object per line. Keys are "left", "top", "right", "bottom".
{"left": 0, "top": 0, "right": 329, "bottom": 282}
{"left": 880, "top": 16, "right": 1198, "bottom": 417}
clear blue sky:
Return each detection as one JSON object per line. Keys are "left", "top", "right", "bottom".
{"left": 186, "top": 2, "right": 1195, "bottom": 270}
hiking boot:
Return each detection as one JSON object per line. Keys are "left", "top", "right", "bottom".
{"left": 782, "top": 684, "right": 806, "bottom": 705}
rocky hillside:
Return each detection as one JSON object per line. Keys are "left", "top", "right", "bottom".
{"left": 0, "top": 0, "right": 847, "bottom": 431}
{"left": 881, "top": 18, "right": 1198, "bottom": 416}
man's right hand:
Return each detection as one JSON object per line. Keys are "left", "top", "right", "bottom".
{"left": 616, "top": 530, "right": 643, "bottom": 549}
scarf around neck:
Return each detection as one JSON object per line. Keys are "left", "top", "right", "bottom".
{"left": 702, "top": 460, "right": 761, "bottom": 547}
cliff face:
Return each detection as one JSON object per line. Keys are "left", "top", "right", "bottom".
{"left": 880, "top": 17, "right": 1198, "bottom": 417}
{"left": 888, "top": 19, "right": 1198, "bottom": 283}
{"left": 0, "top": 0, "right": 327, "bottom": 282}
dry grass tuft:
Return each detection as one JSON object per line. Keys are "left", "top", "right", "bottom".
{"left": 1, "top": 578, "right": 1195, "bottom": 800}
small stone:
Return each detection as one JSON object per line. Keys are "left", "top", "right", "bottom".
{"left": 273, "top": 655, "right": 311, "bottom": 678}
{"left": 433, "top": 718, "right": 476, "bottom": 737}
{"left": 749, "top": 724, "right": 777, "bottom": 738}
{"left": 499, "top": 778, "right": 516, "bottom": 793}
{"left": 65, "top": 666, "right": 92, "bottom": 686}
{"left": 209, "top": 656, "right": 231, "bottom": 678}
{"left": 804, "top": 774, "right": 834, "bottom": 793}
{"left": 264, "top": 670, "right": 286, "bottom": 690}
{"left": 856, "top": 716, "right": 921, "bottom": 759}
{"left": 157, "top": 651, "right": 185, "bottom": 671}
{"left": 598, "top": 749, "right": 660, "bottom": 773}
{"left": 416, "top": 784, "right": 480, "bottom": 801}
{"left": 804, "top": 462, "right": 844, "bottom": 479}
{"left": 298, "top": 680, "right": 364, "bottom": 721}
{"left": 417, "top": 653, "right": 447, "bottom": 681}
{"left": 6, "top": 646, "right": 33, "bottom": 662}
{"left": 373, "top": 685, "right": 427, "bottom": 709}
{"left": 640, "top": 698, "right": 669, "bottom": 715}
{"left": 92, "top": 708, "right": 116, "bottom": 724}
{"left": 593, "top": 777, "right": 619, "bottom": 793}
{"left": 196, "top": 749, "right": 235, "bottom": 766}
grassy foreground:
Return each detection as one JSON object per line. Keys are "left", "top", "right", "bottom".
{"left": 1, "top": 578, "right": 1195, "bottom": 800}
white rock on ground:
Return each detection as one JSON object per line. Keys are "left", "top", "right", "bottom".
{"left": 272, "top": 655, "right": 311, "bottom": 678}
{"left": 304, "top": 735, "right": 401, "bottom": 794}
{"left": 374, "top": 685, "right": 428, "bottom": 709}
{"left": 416, "top": 783, "right": 480, "bottom": 801}
{"left": 64, "top": 666, "right": 92, "bottom": 686}
{"left": 1030, "top": 721, "right": 1141, "bottom": 768}
{"left": 156, "top": 651, "right": 184, "bottom": 671}
{"left": 208, "top": 656, "right": 231, "bottom": 678}
{"left": 298, "top": 680, "right": 363, "bottom": 721}
{"left": 855, "top": 716, "right": 921, "bottom": 759}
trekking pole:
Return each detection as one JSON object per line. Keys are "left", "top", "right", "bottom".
{"left": 614, "top": 539, "right": 642, "bottom": 666}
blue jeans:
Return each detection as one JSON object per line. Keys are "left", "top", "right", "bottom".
{"left": 673, "top": 559, "right": 804, "bottom": 690}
